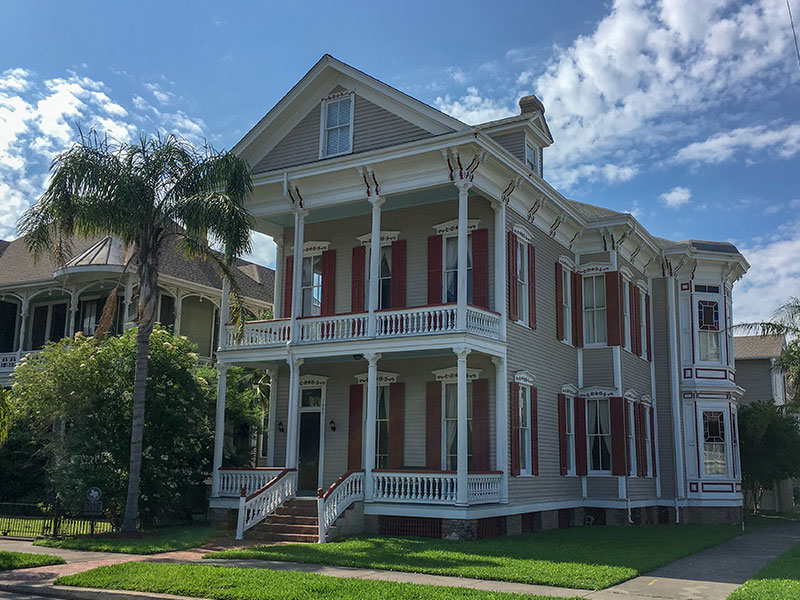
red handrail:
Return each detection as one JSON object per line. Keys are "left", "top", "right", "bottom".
{"left": 319, "top": 469, "right": 365, "bottom": 500}
{"left": 242, "top": 468, "right": 296, "bottom": 502}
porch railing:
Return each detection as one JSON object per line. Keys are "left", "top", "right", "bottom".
{"left": 0, "top": 352, "right": 17, "bottom": 371}
{"left": 235, "top": 468, "right": 296, "bottom": 540}
{"left": 225, "top": 304, "right": 501, "bottom": 350}
{"left": 216, "top": 467, "right": 284, "bottom": 497}
{"left": 467, "top": 472, "right": 503, "bottom": 504}
{"left": 317, "top": 470, "right": 364, "bottom": 543}
{"left": 371, "top": 470, "right": 502, "bottom": 505}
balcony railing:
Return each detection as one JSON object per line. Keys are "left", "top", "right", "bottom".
{"left": 224, "top": 305, "right": 501, "bottom": 350}
{"left": 0, "top": 350, "right": 39, "bottom": 373}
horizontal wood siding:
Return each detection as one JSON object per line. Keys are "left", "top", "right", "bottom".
{"left": 621, "top": 350, "right": 651, "bottom": 396}
{"left": 582, "top": 347, "right": 614, "bottom": 387}
{"left": 580, "top": 252, "right": 610, "bottom": 264}
{"left": 490, "top": 131, "right": 525, "bottom": 163}
{"left": 736, "top": 359, "right": 774, "bottom": 404}
{"left": 651, "top": 277, "right": 677, "bottom": 498}
{"left": 586, "top": 477, "right": 618, "bottom": 499}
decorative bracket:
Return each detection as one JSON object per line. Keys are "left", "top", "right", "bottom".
{"left": 356, "top": 166, "right": 380, "bottom": 197}
{"left": 549, "top": 214, "right": 565, "bottom": 238}
{"left": 527, "top": 196, "right": 547, "bottom": 222}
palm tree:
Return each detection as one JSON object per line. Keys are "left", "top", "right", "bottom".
{"left": 19, "top": 132, "right": 254, "bottom": 532}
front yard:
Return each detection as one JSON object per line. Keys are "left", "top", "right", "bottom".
{"left": 728, "top": 541, "right": 800, "bottom": 600}
{"left": 0, "top": 550, "right": 65, "bottom": 571}
{"left": 56, "top": 562, "right": 575, "bottom": 600}
{"left": 206, "top": 523, "right": 747, "bottom": 590}
{"left": 34, "top": 524, "right": 228, "bottom": 554}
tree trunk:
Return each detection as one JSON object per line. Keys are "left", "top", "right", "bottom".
{"left": 121, "top": 248, "right": 159, "bottom": 533}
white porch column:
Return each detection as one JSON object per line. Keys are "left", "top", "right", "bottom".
{"left": 67, "top": 290, "right": 79, "bottom": 338}
{"left": 493, "top": 356, "right": 509, "bottom": 503}
{"left": 174, "top": 292, "right": 183, "bottom": 336}
{"left": 367, "top": 196, "right": 384, "bottom": 336}
{"left": 123, "top": 276, "right": 133, "bottom": 330}
{"left": 363, "top": 352, "right": 381, "bottom": 501}
{"left": 455, "top": 345, "right": 471, "bottom": 506}
{"left": 17, "top": 297, "right": 29, "bottom": 352}
{"left": 273, "top": 234, "right": 284, "bottom": 319}
{"left": 492, "top": 199, "right": 507, "bottom": 338}
{"left": 266, "top": 368, "right": 278, "bottom": 466}
{"left": 456, "top": 182, "right": 471, "bottom": 331}
{"left": 285, "top": 355, "right": 303, "bottom": 468}
{"left": 211, "top": 363, "right": 230, "bottom": 497}
{"left": 217, "top": 280, "right": 230, "bottom": 351}
{"left": 290, "top": 210, "right": 307, "bottom": 342}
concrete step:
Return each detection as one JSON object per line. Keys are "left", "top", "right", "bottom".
{"left": 266, "top": 514, "right": 319, "bottom": 525}
{"left": 253, "top": 523, "right": 319, "bottom": 535}
{"left": 249, "top": 531, "right": 319, "bottom": 543}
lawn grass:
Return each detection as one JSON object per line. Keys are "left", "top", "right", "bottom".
{"left": 0, "top": 550, "right": 65, "bottom": 571}
{"left": 206, "top": 523, "right": 745, "bottom": 591}
{"left": 728, "top": 541, "right": 800, "bottom": 600}
{"left": 34, "top": 524, "right": 227, "bottom": 554}
{"left": 56, "top": 562, "right": 575, "bottom": 600}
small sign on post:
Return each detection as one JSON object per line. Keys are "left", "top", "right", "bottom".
{"left": 84, "top": 487, "right": 103, "bottom": 535}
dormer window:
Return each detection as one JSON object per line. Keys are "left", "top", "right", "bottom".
{"left": 525, "top": 142, "right": 539, "bottom": 175}
{"left": 321, "top": 94, "right": 354, "bottom": 157}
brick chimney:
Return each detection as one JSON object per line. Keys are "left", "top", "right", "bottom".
{"left": 519, "top": 95, "right": 545, "bottom": 115}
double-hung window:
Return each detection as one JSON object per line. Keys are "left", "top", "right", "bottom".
{"left": 321, "top": 95, "right": 353, "bottom": 157}
{"left": 627, "top": 401, "right": 637, "bottom": 476}
{"left": 644, "top": 405, "right": 653, "bottom": 476}
{"left": 583, "top": 275, "right": 607, "bottom": 345}
{"left": 640, "top": 291, "right": 648, "bottom": 358}
{"left": 587, "top": 398, "right": 612, "bottom": 472}
{"left": 561, "top": 266, "right": 572, "bottom": 342}
{"left": 443, "top": 382, "right": 472, "bottom": 470}
{"left": 301, "top": 255, "right": 323, "bottom": 317}
{"left": 564, "top": 395, "right": 576, "bottom": 475}
{"left": 518, "top": 385, "right": 532, "bottom": 474}
{"left": 516, "top": 240, "right": 528, "bottom": 323}
{"left": 375, "top": 385, "right": 390, "bottom": 469}
{"left": 702, "top": 410, "right": 726, "bottom": 475}
{"left": 525, "top": 142, "right": 539, "bottom": 175}
{"left": 365, "top": 245, "right": 392, "bottom": 310}
{"left": 443, "top": 234, "right": 472, "bottom": 304}
{"left": 622, "top": 279, "right": 631, "bottom": 351}
{"left": 698, "top": 299, "right": 720, "bottom": 362}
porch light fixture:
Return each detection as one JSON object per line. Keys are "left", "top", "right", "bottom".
{"left": 278, "top": 422, "right": 284, "bottom": 433}
{"left": 352, "top": 354, "right": 363, "bottom": 361}
{"left": 329, "top": 420, "right": 336, "bottom": 432}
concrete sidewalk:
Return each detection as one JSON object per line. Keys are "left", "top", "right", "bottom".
{"left": 2, "top": 521, "right": 800, "bottom": 600}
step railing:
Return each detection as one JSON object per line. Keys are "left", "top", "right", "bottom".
{"left": 216, "top": 467, "right": 285, "bottom": 497}
{"left": 235, "top": 468, "right": 297, "bottom": 540}
{"left": 372, "top": 470, "right": 458, "bottom": 504}
{"left": 316, "top": 470, "right": 364, "bottom": 543}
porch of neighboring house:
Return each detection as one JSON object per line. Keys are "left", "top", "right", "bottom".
{"left": 209, "top": 349, "right": 510, "bottom": 541}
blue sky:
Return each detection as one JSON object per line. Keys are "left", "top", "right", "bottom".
{"left": 1, "top": 0, "right": 799, "bottom": 322}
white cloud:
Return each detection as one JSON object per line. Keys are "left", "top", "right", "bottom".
{"left": 144, "top": 82, "right": 174, "bottom": 105}
{"left": 660, "top": 186, "right": 692, "bottom": 208}
{"left": 434, "top": 87, "right": 516, "bottom": 125}
{"left": 0, "top": 68, "right": 32, "bottom": 92}
{"left": 735, "top": 223, "right": 800, "bottom": 323}
{"left": 246, "top": 232, "right": 277, "bottom": 269}
{"left": 672, "top": 124, "right": 800, "bottom": 165}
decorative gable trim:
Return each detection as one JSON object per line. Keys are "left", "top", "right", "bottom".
{"left": 433, "top": 219, "right": 481, "bottom": 235}
{"left": 513, "top": 225, "right": 534, "bottom": 244}
{"left": 432, "top": 367, "right": 482, "bottom": 381}
{"left": 514, "top": 371, "right": 536, "bottom": 386}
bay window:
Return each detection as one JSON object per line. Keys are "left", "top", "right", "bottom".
{"left": 702, "top": 410, "right": 727, "bottom": 475}
{"left": 698, "top": 299, "right": 721, "bottom": 362}
{"left": 587, "top": 398, "right": 612, "bottom": 472}
{"left": 583, "top": 275, "right": 607, "bottom": 345}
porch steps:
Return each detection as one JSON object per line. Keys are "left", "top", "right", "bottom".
{"left": 248, "top": 498, "right": 321, "bottom": 543}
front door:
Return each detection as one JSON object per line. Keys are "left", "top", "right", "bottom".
{"left": 297, "top": 411, "right": 321, "bottom": 495}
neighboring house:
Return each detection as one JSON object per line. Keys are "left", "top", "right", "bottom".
{"left": 734, "top": 334, "right": 795, "bottom": 513}
{"left": 0, "top": 233, "right": 274, "bottom": 388}
{"left": 202, "top": 54, "right": 749, "bottom": 541}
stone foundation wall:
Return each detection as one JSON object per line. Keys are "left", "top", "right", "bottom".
{"left": 327, "top": 503, "right": 364, "bottom": 540}
{"left": 442, "top": 518, "right": 477, "bottom": 541}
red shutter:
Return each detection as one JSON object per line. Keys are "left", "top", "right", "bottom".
{"left": 388, "top": 382, "right": 405, "bottom": 469}
{"left": 530, "top": 387, "right": 539, "bottom": 475}
{"left": 282, "top": 255, "right": 293, "bottom": 318}
{"left": 645, "top": 294, "right": 652, "bottom": 361}
{"left": 347, "top": 384, "right": 363, "bottom": 470}
{"left": 321, "top": 249, "right": 336, "bottom": 316}
{"left": 528, "top": 245, "right": 536, "bottom": 328}
{"left": 508, "top": 231, "right": 519, "bottom": 321}
{"left": 558, "top": 393, "right": 567, "bottom": 475}
{"left": 472, "top": 379, "right": 490, "bottom": 471}
{"left": 575, "top": 397, "right": 587, "bottom": 476}
{"left": 606, "top": 272, "right": 621, "bottom": 346}
{"left": 555, "top": 263, "right": 563, "bottom": 340}
{"left": 572, "top": 272, "right": 583, "bottom": 347}
{"left": 425, "top": 381, "right": 442, "bottom": 469}
{"left": 391, "top": 239, "right": 407, "bottom": 309}
{"left": 351, "top": 246, "right": 366, "bottom": 313}
{"left": 650, "top": 406, "right": 657, "bottom": 476}
{"left": 610, "top": 397, "right": 626, "bottom": 476}
{"left": 510, "top": 381, "right": 520, "bottom": 476}
{"left": 471, "top": 229, "right": 489, "bottom": 309}
{"left": 427, "top": 235, "right": 443, "bottom": 305}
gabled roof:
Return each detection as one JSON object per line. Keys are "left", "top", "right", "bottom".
{"left": 234, "top": 54, "right": 469, "bottom": 169}
{"left": 734, "top": 335, "right": 785, "bottom": 360}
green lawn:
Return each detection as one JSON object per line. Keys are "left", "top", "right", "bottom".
{"left": 34, "top": 524, "right": 228, "bottom": 554}
{"left": 206, "top": 524, "right": 746, "bottom": 591}
{"left": 56, "top": 562, "right": 575, "bottom": 600}
{"left": 728, "top": 541, "right": 800, "bottom": 600}
{"left": 0, "top": 550, "right": 65, "bottom": 571}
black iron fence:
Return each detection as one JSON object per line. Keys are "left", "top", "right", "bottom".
{"left": 0, "top": 502, "right": 114, "bottom": 539}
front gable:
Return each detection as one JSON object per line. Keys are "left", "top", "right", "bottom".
{"left": 236, "top": 55, "right": 469, "bottom": 174}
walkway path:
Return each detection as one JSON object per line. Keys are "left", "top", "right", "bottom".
{"left": 1, "top": 520, "right": 799, "bottom": 600}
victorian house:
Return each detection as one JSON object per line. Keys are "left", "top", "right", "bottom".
{"left": 203, "top": 55, "right": 749, "bottom": 542}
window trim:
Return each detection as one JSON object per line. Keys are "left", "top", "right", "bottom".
{"left": 582, "top": 274, "right": 608, "bottom": 347}
{"left": 515, "top": 238, "right": 529, "bottom": 325}
{"left": 697, "top": 402, "right": 731, "bottom": 479}
{"left": 319, "top": 93, "right": 354, "bottom": 159}
{"left": 695, "top": 284, "right": 723, "bottom": 365}
{"left": 518, "top": 384, "right": 533, "bottom": 475}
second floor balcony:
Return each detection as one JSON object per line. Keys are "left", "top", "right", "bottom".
{"left": 222, "top": 303, "right": 501, "bottom": 350}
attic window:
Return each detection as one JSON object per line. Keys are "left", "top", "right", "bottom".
{"left": 321, "top": 93, "right": 354, "bottom": 157}
{"left": 525, "top": 142, "right": 539, "bottom": 174}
